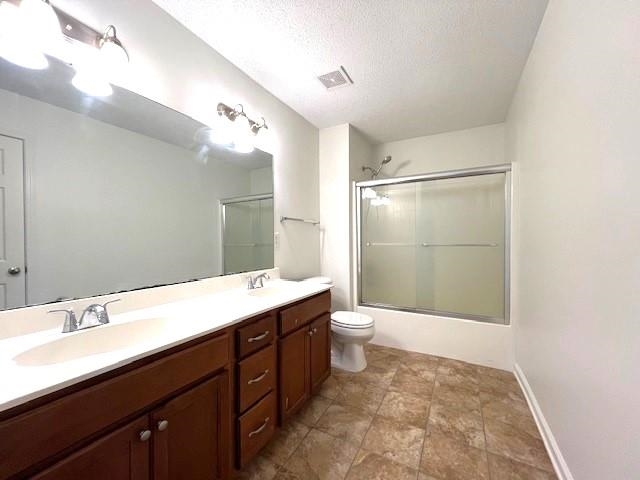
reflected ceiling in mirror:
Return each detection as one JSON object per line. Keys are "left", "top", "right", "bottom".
{"left": 0, "top": 56, "right": 274, "bottom": 310}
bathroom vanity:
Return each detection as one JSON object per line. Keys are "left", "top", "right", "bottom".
{"left": 0, "top": 281, "right": 331, "bottom": 480}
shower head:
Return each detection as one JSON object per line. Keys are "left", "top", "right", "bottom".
{"left": 362, "top": 155, "right": 393, "bottom": 179}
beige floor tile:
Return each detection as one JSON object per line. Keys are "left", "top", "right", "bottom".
{"left": 377, "top": 390, "right": 430, "bottom": 428}
{"left": 427, "top": 403, "right": 485, "bottom": 449}
{"left": 432, "top": 382, "right": 481, "bottom": 412}
{"left": 480, "top": 390, "right": 532, "bottom": 421}
{"left": 434, "top": 371, "right": 479, "bottom": 393}
{"left": 488, "top": 452, "right": 557, "bottom": 479}
{"left": 315, "top": 402, "right": 374, "bottom": 444}
{"left": 361, "top": 416, "right": 426, "bottom": 469}
{"left": 282, "top": 428, "right": 358, "bottom": 480}
{"left": 482, "top": 399, "right": 541, "bottom": 440}
{"left": 294, "top": 394, "right": 333, "bottom": 427}
{"left": 418, "top": 474, "right": 440, "bottom": 480}
{"left": 318, "top": 375, "right": 342, "bottom": 400}
{"left": 475, "top": 365, "right": 514, "bottom": 381}
{"left": 484, "top": 418, "right": 554, "bottom": 472}
{"left": 478, "top": 373, "right": 523, "bottom": 398}
{"left": 236, "top": 454, "right": 280, "bottom": 480}
{"left": 346, "top": 449, "right": 418, "bottom": 480}
{"left": 334, "top": 377, "right": 387, "bottom": 414}
{"left": 261, "top": 420, "right": 310, "bottom": 466}
{"left": 354, "top": 362, "right": 398, "bottom": 388}
{"left": 389, "top": 363, "right": 435, "bottom": 397}
{"left": 399, "top": 356, "right": 439, "bottom": 383}
{"left": 420, "top": 430, "right": 489, "bottom": 480}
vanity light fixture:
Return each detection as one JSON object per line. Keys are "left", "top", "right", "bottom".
{"left": 0, "top": 0, "right": 130, "bottom": 97}
{"left": 213, "top": 102, "right": 269, "bottom": 153}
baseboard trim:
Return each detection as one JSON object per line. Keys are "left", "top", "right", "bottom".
{"left": 513, "top": 363, "right": 574, "bottom": 480}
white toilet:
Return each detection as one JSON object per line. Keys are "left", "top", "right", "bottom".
{"left": 302, "top": 277, "right": 375, "bottom": 372}
{"left": 329, "top": 311, "right": 375, "bottom": 372}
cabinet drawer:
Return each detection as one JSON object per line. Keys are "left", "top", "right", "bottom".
{"left": 238, "top": 344, "right": 276, "bottom": 413}
{"left": 0, "top": 333, "right": 229, "bottom": 480}
{"left": 236, "top": 315, "right": 276, "bottom": 359}
{"left": 279, "top": 291, "right": 331, "bottom": 336}
{"left": 237, "top": 391, "right": 276, "bottom": 467}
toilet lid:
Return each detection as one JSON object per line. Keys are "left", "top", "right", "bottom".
{"left": 331, "top": 311, "right": 374, "bottom": 329}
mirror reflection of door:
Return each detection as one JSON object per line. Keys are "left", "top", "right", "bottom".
{"left": 0, "top": 134, "right": 26, "bottom": 308}
{"left": 222, "top": 195, "right": 274, "bottom": 274}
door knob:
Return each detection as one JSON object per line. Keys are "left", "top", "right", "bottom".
{"left": 7, "top": 267, "right": 21, "bottom": 275}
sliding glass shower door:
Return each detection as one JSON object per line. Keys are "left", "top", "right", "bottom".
{"left": 358, "top": 166, "right": 510, "bottom": 324}
{"left": 222, "top": 195, "right": 274, "bottom": 274}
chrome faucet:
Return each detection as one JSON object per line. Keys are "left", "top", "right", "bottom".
{"left": 49, "top": 299, "right": 121, "bottom": 333}
{"left": 247, "top": 272, "right": 270, "bottom": 290}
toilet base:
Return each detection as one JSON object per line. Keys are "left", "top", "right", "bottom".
{"left": 331, "top": 342, "right": 367, "bottom": 372}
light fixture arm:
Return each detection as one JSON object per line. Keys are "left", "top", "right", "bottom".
{"left": 217, "top": 102, "right": 268, "bottom": 136}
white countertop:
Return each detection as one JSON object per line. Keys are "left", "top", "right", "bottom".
{"left": 0, "top": 280, "right": 330, "bottom": 413}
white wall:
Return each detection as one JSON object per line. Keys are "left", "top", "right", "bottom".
{"left": 373, "top": 123, "right": 506, "bottom": 177}
{"left": 506, "top": 1, "right": 640, "bottom": 478}
{"left": 319, "top": 125, "right": 350, "bottom": 310}
{"left": 53, "top": 0, "right": 320, "bottom": 280}
{"left": 0, "top": 89, "right": 257, "bottom": 304}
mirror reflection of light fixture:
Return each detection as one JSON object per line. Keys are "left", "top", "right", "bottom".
{"left": 213, "top": 102, "right": 268, "bottom": 154}
{"left": 370, "top": 194, "right": 391, "bottom": 206}
{"left": 362, "top": 187, "right": 377, "bottom": 199}
{"left": 0, "top": 0, "right": 62, "bottom": 70}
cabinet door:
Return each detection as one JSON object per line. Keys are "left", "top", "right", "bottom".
{"left": 152, "top": 373, "right": 229, "bottom": 480}
{"left": 278, "top": 327, "right": 309, "bottom": 421}
{"left": 309, "top": 314, "right": 331, "bottom": 394}
{"left": 32, "top": 416, "right": 150, "bottom": 480}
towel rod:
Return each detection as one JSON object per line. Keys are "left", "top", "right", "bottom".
{"left": 280, "top": 216, "right": 320, "bottom": 225}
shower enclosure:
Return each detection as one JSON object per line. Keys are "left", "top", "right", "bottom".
{"left": 222, "top": 194, "right": 274, "bottom": 274}
{"left": 356, "top": 165, "right": 511, "bottom": 324}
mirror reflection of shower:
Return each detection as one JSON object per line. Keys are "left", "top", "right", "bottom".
{"left": 362, "top": 156, "right": 392, "bottom": 206}
{"left": 362, "top": 155, "right": 392, "bottom": 179}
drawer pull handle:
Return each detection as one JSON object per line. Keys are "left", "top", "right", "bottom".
{"left": 139, "top": 430, "right": 152, "bottom": 442}
{"left": 248, "top": 369, "right": 269, "bottom": 385}
{"left": 157, "top": 420, "right": 169, "bottom": 431}
{"left": 247, "top": 331, "right": 270, "bottom": 343}
{"left": 248, "top": 417, "right": 270, "bottom": 438}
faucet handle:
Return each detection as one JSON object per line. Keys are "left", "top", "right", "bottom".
{"left": 96, "top": 299, "right": 121, "bottom": 324}
{"left": 48, "top": 308, "right": 78, "bottom": 333}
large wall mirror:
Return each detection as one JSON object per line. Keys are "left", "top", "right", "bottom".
{"left": 0, "top": 56, "right": 274, "bottom": 310}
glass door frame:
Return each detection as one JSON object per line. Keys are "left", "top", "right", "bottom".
{"left": 220, "top": 193, "right": 274, "bottom": 275}
{"left": 355, "top": 164, "right": 512, "bottom": 324}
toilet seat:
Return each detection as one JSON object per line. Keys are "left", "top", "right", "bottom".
{"left": 330, "top": 311, "right": 374, "bottom": 330}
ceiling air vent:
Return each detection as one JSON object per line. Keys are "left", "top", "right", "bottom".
{"left": 317, "top": 66, "right": 354, "bottom": 90}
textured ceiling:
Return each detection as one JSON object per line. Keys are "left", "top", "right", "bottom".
{"left": 153, "top": 0, "right": 548, "bottom": 143}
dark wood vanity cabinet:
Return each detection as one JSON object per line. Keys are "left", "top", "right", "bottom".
{"left": 31, "top": 374, "right": 227, "bottom": 480}
{"left": 31, "top": 415, "right": 151, "bottom": 480}
{"left": 278, "top": 292, "right": 331, "bottom": 422}
{"left": 0, "top": 289, "right": 331, "bottom": 479}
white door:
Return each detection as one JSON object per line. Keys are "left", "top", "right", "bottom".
{"left": 0, "top": 135, "right": 25, "bottom": 309}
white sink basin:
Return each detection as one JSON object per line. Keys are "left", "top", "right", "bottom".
{"left": 13, "top": 317, "right": 173, "bottom": 366}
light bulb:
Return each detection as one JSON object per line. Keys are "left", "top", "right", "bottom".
{"left": 362, "top": 187, "right": 377, "bottom": 199}
{"left": 231, "top": 115, "right": 255, "bottom": 153}
{"left": 20, "top": 0, "right": 61, "bottom": 47}
{"left": 0, "top": 1, "right": 48, "bottom": 69}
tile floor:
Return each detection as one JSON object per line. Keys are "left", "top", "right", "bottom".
{"left": 238, "top": 344, "right": 556, "bottom": 480}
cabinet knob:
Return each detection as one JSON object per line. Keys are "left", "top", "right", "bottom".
{"left": 308, "top": 330, "right": 313, "bottom": 336}
{"left": 157, "top": 420, "right": 169, "bottom": 431}
{"left": 139, "top": 430, "right": 152, "bottom": 442}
